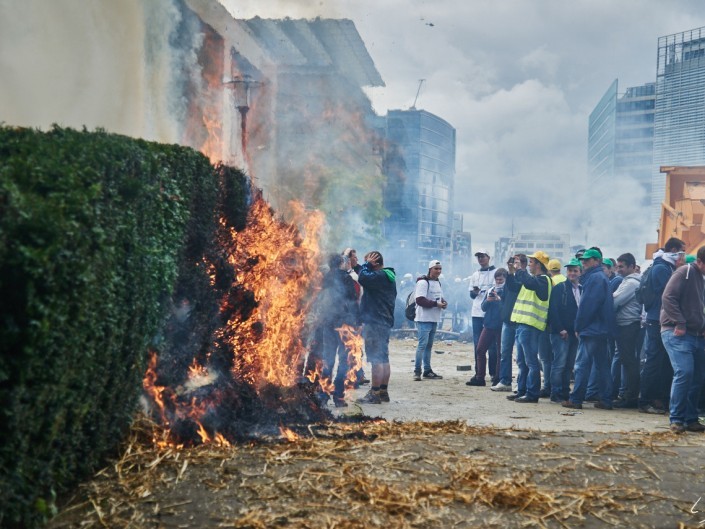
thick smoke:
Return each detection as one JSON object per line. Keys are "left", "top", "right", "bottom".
{"left": 0, "top": 0, "right": 189, "bottom": 144}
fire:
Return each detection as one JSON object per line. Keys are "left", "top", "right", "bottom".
{"left": 142, "top": 193, "right": 328, "bottom": 447}
{"left": 279, "top": 426, "right": 299, "bottom": 442}
{"left": 337, "top": 324, "right": 364, "bottom": 390}
{"left": 220, "top": 196, "right": 324, "bottom": 390}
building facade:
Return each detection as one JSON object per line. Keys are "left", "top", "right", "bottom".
{"left": 588, "top": 79, "right": 655, "bottom": 205}
{"left": 494, "top": 233, "right": 571, "bottom": 268}
{"left": 651, "top": 26, "right": 705, "bottom": 221}
{"left": 382, "top": 109, "right": 456, "bottom": 274}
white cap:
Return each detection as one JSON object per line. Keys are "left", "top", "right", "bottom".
{"left": 474, "top": 248, "right": 490, "bottom": 257}
{"left": 428, "top": 259, "right": 442, "bottom": 269}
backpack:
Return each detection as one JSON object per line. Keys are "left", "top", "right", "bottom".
{"left": 634, "top": 265, "right": 656, "bottom": 308}
{"left": 404, "top": 278, "right": 431, "bottom": 321}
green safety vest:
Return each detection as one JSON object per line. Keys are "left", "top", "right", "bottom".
{"left": 510, "top": 275, "right": 552, "bottom": 331}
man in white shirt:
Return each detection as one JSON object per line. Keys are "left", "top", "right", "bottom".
{"left": 413, "top": 260, "right": 447, "bottom": 381}
{"left": 468, "top": 249, "right": 496, "bottom": 372}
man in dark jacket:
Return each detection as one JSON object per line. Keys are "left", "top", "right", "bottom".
{"left": 548, "top": 258, "right": 581, "bottom": 402}
{"left": 356, "top": 251, "right": 397, "bottom": 404}
{"left": 660, "top": 246, "right": 705, "bottom": 433}
{"left": 491, "top": 254, "right": 526, "bottom": 391}
{"left": 639, "top": 237, "right": 685, "bottom": 414}
{"left": 563, "top": 248, "right": 615, "bottom": 410}
{"left": 318, "top": 253, "right": 359, "bottom": 407}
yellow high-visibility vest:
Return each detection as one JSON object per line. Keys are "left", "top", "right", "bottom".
{"left": 510, "top": 275, "right": 552, "bottom": 331}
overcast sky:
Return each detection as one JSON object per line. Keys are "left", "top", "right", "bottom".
{"left": 224, "top": 0, "right": 704, "bottom": 261}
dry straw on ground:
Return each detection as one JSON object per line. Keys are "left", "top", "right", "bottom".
{"left": 49, "top": 416, "right": 705, "bottom": 529}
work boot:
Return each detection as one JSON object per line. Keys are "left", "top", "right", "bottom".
{"left": 465, "top": 377, "right": 485, "bottom": 386}
{"left": 333, "top": 397, "right": 348, "bottom": 408}
{"left": 378, "top": 389, "right": 390, "bottom": 403}
{"left": 356, "top": 389, "right": 382, "bottom": 404}
{"left": 561, "top": 400, "right": 582, "bottom": 409}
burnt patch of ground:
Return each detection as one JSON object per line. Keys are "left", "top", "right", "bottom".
{"left": 48, "top": 419, "right": 705, "bottom": 529}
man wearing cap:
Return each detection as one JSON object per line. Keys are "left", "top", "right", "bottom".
{"left": 547, "top": 258, "right": 581, "bottom": 402}
{"left": 602, "top": 258, "right": 623, "bottom": 293}
{"left": 539, "top": 259, "right": 566, "bottom": 397}
{"left": 563, "top": 248, "right": 615, "bottom": 410}
{"left": 468, "top": 249, "right": 496, "bottom": 373}
{"left": 412, "top": 260, "right": 447, "bottom": 381}
{"left": 507, "top": 251, "right": 552, "bottom": 403}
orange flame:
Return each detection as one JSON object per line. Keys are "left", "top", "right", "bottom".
{"left": 279, "top": 426, "right": 299, "bottom": 442}
{"left": 337, "top": 324, "right": 364, "bottom": 391}
{"left": 219, "top": 197, "right": 324, "bottom": 390}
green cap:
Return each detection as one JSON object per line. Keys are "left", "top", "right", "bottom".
{"left": 686, "top": 254, "right": 696, "bottom": 264}
{"left": 565, "top": 258, "right": 582, "bottom": 268}
{"left": 579, "top": 248, "right": 602, "bottom": 260}
{"left": 602, "top": 258, "right": 614, "bottom": 267}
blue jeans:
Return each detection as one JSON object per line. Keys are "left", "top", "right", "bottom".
{"left": 661, "top": 330, "right": 705, "bottom": 425}
{"left": 321, "top": 325, "right": 349, "bottom": 398}
{"left": 414, "top": 321, "right": 437, "bottom": 374}
{"left": 499, "top": 322, "right": 516, "bottom": 385}
{"left": 550, "top": 333, "right": 578, "bottom": 401}
{"left": 515, "top": 324, "right": 541, "bottom": 399}
{"left": 539, "top": 330, "right": 552, "bottom": 391}
{"left": 570, "top": 335, "right": 612, "bottom": 406}
{"left": 639, "top": 321, "right": 673, "bottom": 408}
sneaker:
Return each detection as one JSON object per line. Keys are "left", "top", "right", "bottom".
{"left": 515, "top": 396, "right": 539, "bottom": 403}
{"left": 670, "top": 422, "right": 686, "bottom": 434}
{"left": 356, "top": 389, "right": 381, "bottom": 404}
{"left": 506, "top": 392, "right": 522, "bottom": 401}
{"left": 333, "top": 397, "right": 348, "bottom": 408}
{"left": 490, "top": 377, "right": 499, "bottom": 386}
{"left": 594, "top": 402, "right": 613, "bottom": 410}
{"left": 686, "top": 421, "right": 705, "bottom": 432}
{"left": 378, "top": 389, "right": 390, "bottom": 403}
{"left": 639, "top": 405, "right": 667, "bottom": 415}
{"left": 561, "top": 400, "right": 582, "bottom": 409}
{"left": 413, "top": 372, "right": 422, "bottom": 382}
{"left": 613, "top": 399, "right": 638, "bottom": 409}
{"left": 584, "top": 395, "right": 599, "bottom": 403}
{"left": 465, "top": 377, "right": 485, "bottom": 387}
{"left": 539, "top": 388, "right": 551, "bottom": 399}
{"left": 423, "top": 370, "right": 443, "bottom": 380}
{"left": 491, "top": 382, "right": 512, "bottom": 392}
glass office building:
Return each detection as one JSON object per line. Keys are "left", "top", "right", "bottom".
{"left": 588, "top": 80, "right": 655, "bottom": 206}
{"left": 382, "top": 109, "right": 456, "bottom": 273}
{"left": 651, "top": 26, "right": 705, "bottom": 222}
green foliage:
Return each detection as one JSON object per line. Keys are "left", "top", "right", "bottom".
{"left": 0, "top": 126, "right": 248, "bottom": 528}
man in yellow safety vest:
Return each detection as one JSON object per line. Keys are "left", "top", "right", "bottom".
{"left": 506, "top": 250, "right": 552, "bottom": 403}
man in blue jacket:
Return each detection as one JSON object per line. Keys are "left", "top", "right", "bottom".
{"left": 639, "top": 237, "right": 685, "bottom": 414}
{"left": 356, "top": 251, "right": 397, "bottom": 404}
{"left": 548, "top": 258, "right": 581, "bottom": 402}
{"left": 563, "top": 248, "right": 615, "bottom": 410}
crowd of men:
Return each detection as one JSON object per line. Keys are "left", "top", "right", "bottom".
{"left": 308, "top": 240, "right": 705, "bottom": 434}
{"left": 460, "top": 240, "right": 705, "bottom": 434}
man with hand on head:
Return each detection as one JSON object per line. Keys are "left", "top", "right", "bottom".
{"left": 356, "top": 251, "right": 397, "bottom": 404}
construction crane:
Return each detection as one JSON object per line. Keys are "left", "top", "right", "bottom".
{"left": 411, "top": 79, "right": 425, "bottom": 109}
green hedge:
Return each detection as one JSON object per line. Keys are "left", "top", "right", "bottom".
{"left": 0, "top": 126, "right": 248, "bottom": 527}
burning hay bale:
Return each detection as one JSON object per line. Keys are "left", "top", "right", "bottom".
{"left": 143, "top": 192, "right": 366, "bottom": 446}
